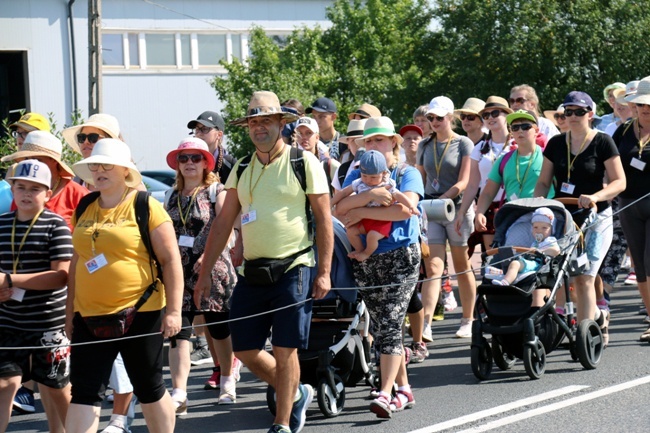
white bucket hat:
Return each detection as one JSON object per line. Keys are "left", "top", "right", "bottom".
{"left": 62, "top": 113, "right": 121, "bottom": 154}
{"left": 1, "top": 130, "right": 75, "bottom": 177}
{"left": 355, "top": 117, "right": 404, "bottom": 146}
{"left": 72, "top": 138, "right": 142, "bottom": 188}
{"left": 625, "top": 78, "right": 650, "bottom": 105}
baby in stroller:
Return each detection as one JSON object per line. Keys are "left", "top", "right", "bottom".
{"left": 492, "top": 207, "right": 561, "bottom": 287}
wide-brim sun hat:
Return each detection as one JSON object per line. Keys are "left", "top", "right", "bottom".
{"left": 1, "top": 130, "right": 75, "bottom": 177}
{"left": 62, "top": 113, "right": 121, "bottom": 154}
{"left": 354, "top": 116, "right": 404, "bottom": 146}
{"left": 506, "top": 109, "right": 538, "bottom": 125}
{"left": 73, "top": 138, "right": 142, "bottom": 188}
{"left": 613, "top": 88, "right": 629, "bottom": 105}
{"left": 454, "top": 97, "right": 486, "bottom": 117}
{"left": 231, "top": 91, "right": 300, "bottom": 127}
{"left": 166, "top": 137, "right": 215, "bottom": 171}
{"left": 543, "top": 105, "right": 564, "bottom": 122}
{"left": 478, "top": 96, "right": 514, "bottom": 115}
{"left": 348, "top": 103, "right": 381, "bottom": 120}
{"left": 426, "top": 96, "right": 454, "bottom": 117}
{"left": 625, "top": 78, "right": 650, "bottom": 105}
{"left": 339, "top": 119, "right": 367, "bottom": 144}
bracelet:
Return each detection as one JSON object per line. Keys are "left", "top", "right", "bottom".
{"left": 4, "top": 273, "right": 12, "bottom": 288}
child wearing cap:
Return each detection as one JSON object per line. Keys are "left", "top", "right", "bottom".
{"left": 0, "top": 159, "right": 73, "bottom": 432}
{"left": 493, "top": 207, "right": 560, "bottom": 286}
{"left": 332, "top": 150, "right": 418, "bottom": 261}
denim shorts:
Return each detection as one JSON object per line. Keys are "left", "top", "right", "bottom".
{"left": 229, "top": 265, "right": 312, "bottom": 351}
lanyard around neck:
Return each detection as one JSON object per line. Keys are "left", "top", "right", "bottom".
{"left": 178, "top": 187, "right": 200, "bottom": 227}
{"left": 636, "top": 119, "right": 650, "bottom": 157}
{"left": 248, "top": 145, "right": 285, "bottom": 205}
{"left": 11, "top": 211, "right": 43, "bottom": 274}
{"left": 566, "top": 131, "right": 590, "bottom": 182}
{"left": 515, "top": 147, "right": 538, "bottom": 194}
{"left": 433, "top": 135, "right": 453, "bottom": 177}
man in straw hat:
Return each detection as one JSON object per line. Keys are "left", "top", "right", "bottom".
{"left": 196, "top": 91, "right": 333, "bottom": 433}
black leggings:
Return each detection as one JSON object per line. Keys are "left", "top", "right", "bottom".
{"left": 620, "top": 196, "right": 650, "bottom": 283}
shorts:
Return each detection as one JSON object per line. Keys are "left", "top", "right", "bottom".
{"left": 0, "top": 327, "right": 70, "bottom": 389}
{"left": 518, "top": 257, "right": 541, "bottom": 274}
{"left": 229, "top": 265, "right": 312, "bottom": 351}
{"left": 176, "top": 311, "right": 231, "bottom": 342}
{"left": 428, "top": 206, "right": 475, "bottom": 247}
{"left": 360, "top": 219, "right": 392, "bottom": 238}
{"left": 583, "top": 207, "right": 613, "bottom": 278}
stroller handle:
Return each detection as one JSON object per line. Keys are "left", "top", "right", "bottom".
{"left": 484, "top": 246, "right": 536, "bottom": 256}
{"left": 554, "top": 197, "right": 596, "bottom": 209}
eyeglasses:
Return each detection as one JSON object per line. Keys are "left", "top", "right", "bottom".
{"left": 193, "top": 126, "right": 213, "bottom": 135}
{"left": 508, "top": 97, "right": 528, "bottom": 105}
{"left": 481, "top": 110, "right": 503, "bottom": 120}
{"left": 510, "top": 123, "right": 534, "bottom": 132}
{"left": 76, "top": 133, "right": 105, "bottom": 144}
{"left": 177, "top": 154, "right": 204, "bottom": 164}
{"left": 460, "top": 114, "right": 477, "bottom": 121}
{"left": 11, "top": 130, "right": 28, "bottom": 139}
{"left": 554, "top": 113, "right": 566, "bottom": 121}
{"left": 564, "top": 108, "right": 590, "bottom": 117}
{"left": 87, "top": 163, "right": 115, "bottom": 172}
{"left": 426, "top": 115, "right": 445, "bottom": 122}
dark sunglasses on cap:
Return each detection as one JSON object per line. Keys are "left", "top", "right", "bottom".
{"left": 508, "top": 97, "right": 528, "bottom": 105}
{"left": 88, "top": 163, "right": 115, "bottom": 172}
{"left": 510, "top": 123, "right": 534, "bottom": 132}
{"left": 554, "top": 113, "right": 566, "bottom": 121}
{"left": 481, "top": 109, "right": 504, "bottom": 120}
{"left": 426, "top": 115, "right": 445, "bottom": 122}
{"left": 460, "top": 114, "right": 477, "bottom": 121}
{"left": 564, "top": 108, "right": 590, "bottom": 117}
{"left": 177, "top": 154, "right": 204, "bottom": 164}
{"left": 76, "top": 133, "right": 105, "bottom": 144}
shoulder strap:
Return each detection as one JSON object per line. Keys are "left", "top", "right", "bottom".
{"left": 337, "top": 160, "right": 353, "bottom": 187}
{"left": 322, "top": 159, "right": 333, "bottom": 195}
{"left": 163, "top": 188, "right": 174, "bottom": 209}
{"left": 74, "top": 191, "right": 101, "bottom": 223}
{"left": 289, "top": 146, "right": 307, "bottom": 192}
{"left": 235, "top": 154, "right": 253, "bottom": 185}
{"left": 499, "top": 149, "right": 517, "bottom": 179}
{"left": 134, "top": 191, "right": 162, "bottom": 284}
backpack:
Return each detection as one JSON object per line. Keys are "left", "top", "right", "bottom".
{"left": 74, "top": 191, "right": 162, "bottom": 281}
{"left": 236, "top": 147, "right": 314, "bottom": 240}
{"left": 163, "top": 182, "right": 219, "bottom": 209}
{"left": 337, "top": 159, "right": 353, "bottom": 188}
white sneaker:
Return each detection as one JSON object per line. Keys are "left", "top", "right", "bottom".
{"left": 422, "top": 324, "right": 433, "bottom": 343}
{"left": 101, "top": 420, "right": 131, "bottom": 433}
{"left": 621, "top": 255, "right": 631, "bottom": 270}
{"left": 170, "top": 389, "right": 188, "bottom": 416}
{"left": 455, "top": 318, "right": 473, "bottom": 338}
{"left": 442, "top": 291, "right": 458, "bottom": 311}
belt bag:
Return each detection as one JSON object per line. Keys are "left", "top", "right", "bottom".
{"left": 244, "top": 247, "right": 311, "bottom": 286}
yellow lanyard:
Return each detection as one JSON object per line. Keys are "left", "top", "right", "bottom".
{"left": 636, "top": 120, "right": 650, "bottom": 157}
{"left": 433, "top": 135, "right": 453, "bottom": 178}
{"left": 177, "top": 187, "right": 200, "bottom": 227}
{"left": 248, "top": 145, "right": 285, "bottom": 205}
{"left": 11, "top": 211, "right": 43, "bottom": 274}
{"left": 515, "top": 147, "right": 538, "bottom": 195}
{"left": 90, "top": 188, "right": 130, "bottom": 256}
{"left": 566, "top": 131, "right": 590, "bottom": 182}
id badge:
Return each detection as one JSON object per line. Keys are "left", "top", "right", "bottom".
{"left": 577, "top": 253, "right": 589, "bottom": 267}
{"left": 10, "top": 288, "right": 25, "bottom": 302}
{"left": 241, "top": 209, "right": 257, "bottom": 225}
{"left": 85, "top": 253, "right": 108, "bottom": 274}
{"left": 432, "top": 178, "right": 440, "bottom": 192}
{"left": 178, "top": 235, "right": 195, "bottom": 248}
{"left": 509, "top": 193, "right": 518, "bottom": 202}
{"left": 631, "top": 157, "right": 646, "bottom": 171}
{"left": 560, "top": 182, "right": 576, "bottom": 194}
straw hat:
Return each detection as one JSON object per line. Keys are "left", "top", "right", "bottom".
{"left": 613, "top": 88, "right": 628, "bottom": 105}
{"left": 478, "top": 96, "right": 513, "bottom": 115}
{"left": 62, "top": 113, "right": 121, "bottom": 154}
{"left": 1, "top": 130, "right": 74, "bottom": 177}
{"left": 543, "top": 105, "right": 565, "bottom": 123}
{"left": 166, "top": 137, "right": 215, "bottom": 171}
{"left": 354, "top": 117, "right": 403, "bottom": 146}
{"left": 625, "top": 78, "right": 650, "bottom": 105}
{"left": 73, "top": 138, "right": 142, "bottom": 188}
{"left": 231, "top": 91, "right": 300, "bottom": 127}
{"left": 454, "top": 98, "right": 486, "bottom": 117}
{"left": 348, "top": 103, "right": 381, "bottom": 120}
{"left": 339, "top": 119, "right": 367, "bottom": 144}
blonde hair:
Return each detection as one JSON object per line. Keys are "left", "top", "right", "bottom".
{"left": 510, "top": 84, "right": 540, "bottom": 113}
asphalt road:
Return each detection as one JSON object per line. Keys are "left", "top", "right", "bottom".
{"left": 7, "top": 282, "right": 650, "bottom": 433}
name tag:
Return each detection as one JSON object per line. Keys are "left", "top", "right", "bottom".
{"left": 577, "top": 253, "right": 588, "bottom": 267}
{"left": 560, "top": 182, "right": 576, "bottom": 194}
{"left": 509, "top": 193, "right": 518, "bottom": 202}
{"left": 631, "top": 157, "right": 646, "bottom": 171}
{"left": 432, "top": 178, "right": 440, "bottom": 192}
{"left": 241, "top": 210, "right": 257, "bottom": 225}
{"left": 178, "top": 235, "right": 195, "bottom": 248}
{"left": 10, "top": 288, "right": 25, "bottom": 302}
{"left": 85, "top": 253, "right": 108, "bottom": 274}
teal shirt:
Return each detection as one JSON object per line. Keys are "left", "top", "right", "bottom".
{"left": 488, "top": 146, "right": 555, "bottom": 200}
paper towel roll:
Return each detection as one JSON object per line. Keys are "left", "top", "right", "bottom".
{"left": 420, "top": 199, "right": 456, "bottom": 222}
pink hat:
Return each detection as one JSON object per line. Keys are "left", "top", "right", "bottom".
{"left": 166, "top": 137, "right": 215, "bottom": 172}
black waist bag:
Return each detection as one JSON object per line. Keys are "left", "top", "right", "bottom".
{"left": 244, "top": 247, "right": 311, "bottom": 286}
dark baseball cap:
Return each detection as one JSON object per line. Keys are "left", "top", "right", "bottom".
{"left": 187, "top": 111, "right": 225, "bottom": 131}
{"left": 562, "top": 91, "right": 594, "bottom": 110}
{"left": 305, "top": 97, "right": 337, "bottom": 114}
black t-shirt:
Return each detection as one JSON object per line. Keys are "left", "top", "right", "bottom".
{"left": 215, "top": 153, "right": 237, "bottom": 185}
{"left": 543, "top": 131, "right": 619, "bottom": 213}
{"left": 612, "top": 120, "right": 650, "bottom": 200}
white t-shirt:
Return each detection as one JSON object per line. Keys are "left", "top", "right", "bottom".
{"left": 538, "top": 117, "right": 560, "bottom": 139}
{"left": 470, "top": 139, "right": 513, "bottom": 201}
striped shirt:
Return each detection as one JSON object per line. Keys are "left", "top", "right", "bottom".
{"left": 0, "top": 210, "right": 72, "bottom": 331}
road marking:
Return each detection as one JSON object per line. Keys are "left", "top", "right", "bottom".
{"left": 408, "top": 385, "right": 589, "bottom": 433}
{"left": 455, "top": 375, "right": 650, "bottom": 432}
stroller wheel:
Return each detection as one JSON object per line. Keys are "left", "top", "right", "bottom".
{"left": 471, "top": 337, "right": 493, "bottom": 380}
{"left": 523, "top": 339, "right": 546, "bottom": 380}
{"left": 576, "top": 319, "right": 604, "bottom": 370}
{"left": 317, "top": 374, "right": 346, "bottom": 418}
{"left": 492, "top": 339, "right": 516, "bottom": 371}
{"left": 266, "top": 385, "right": 277, "bottom": 417}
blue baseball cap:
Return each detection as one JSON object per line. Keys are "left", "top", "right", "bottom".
{"left": 306, "top": 97, "right": 337, "bottom": 114}
{"left": 359, "top": 150, "right": 388, "bottom": 175}
{"left": 562, "top": 91, "right": 594, "bottom": 109}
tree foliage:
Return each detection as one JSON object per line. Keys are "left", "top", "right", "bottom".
{"left": 213, "top": 0, "right": 650, "bottom": 156}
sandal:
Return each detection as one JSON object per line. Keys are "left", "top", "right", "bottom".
{"left": 218, "top": 390, "right": 236, "bottom": 405}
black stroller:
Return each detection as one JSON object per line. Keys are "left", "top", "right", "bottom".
{"left": 471, "top": 198, "right": 606, "bottom": 380}
{"left": 267, "top": 217, "right": 374, "bottom": 417}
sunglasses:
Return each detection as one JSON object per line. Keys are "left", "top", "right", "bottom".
{"left": 481, "top": 109, "right": 503, "bottom": 120}
{"left": 564, "top": 108, "right": 590, "bottom": 117}
{"left": 510, "top": 123, "right": 534, "bottom": 132}
{"left": 460, "top": 114, "right": 477, "bottom": 121}
{"left": 193, "top": 126, "right": 213, "bottom": 135}
{"left": 11, "top": 130, "right": 28, "bottom": 139}
{"left": 426, "top": 115, "right": 445, "bottom": 122}
{"left": 88, "top": 163, "right": 115, "bottom": 172}
{"left": 508, "top": 97, "right": 528, "bottom": 105}
{"left": 177, "top": 154, "right": 204, "bottom": 164}
{"left": 554, "top": 113, "right": 566, "bottom": 121}
{"left": 76, "top": 133, "right": 105, "bottom": 144}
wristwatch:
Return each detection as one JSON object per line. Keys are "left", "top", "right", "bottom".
{"left": 4, "top": 272, "right": 12, "bottom": 288}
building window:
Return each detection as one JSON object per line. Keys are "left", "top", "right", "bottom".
{"left": 146, "top": 34, "right": 175, "bottom": 66}
{"left": 180, "top": 34, "right": 191, "bottom": 66}
{"left": 102, "top": 34, "right": 124, "bottom": 65}
{"left": 128, "top": 33, "right": 140, "bottom": 66}
{"left": 231, "top": 34, "right": 242, "bottom": 60}
{"left": 197, "top": 34, "right": 227, "bottom": 65}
